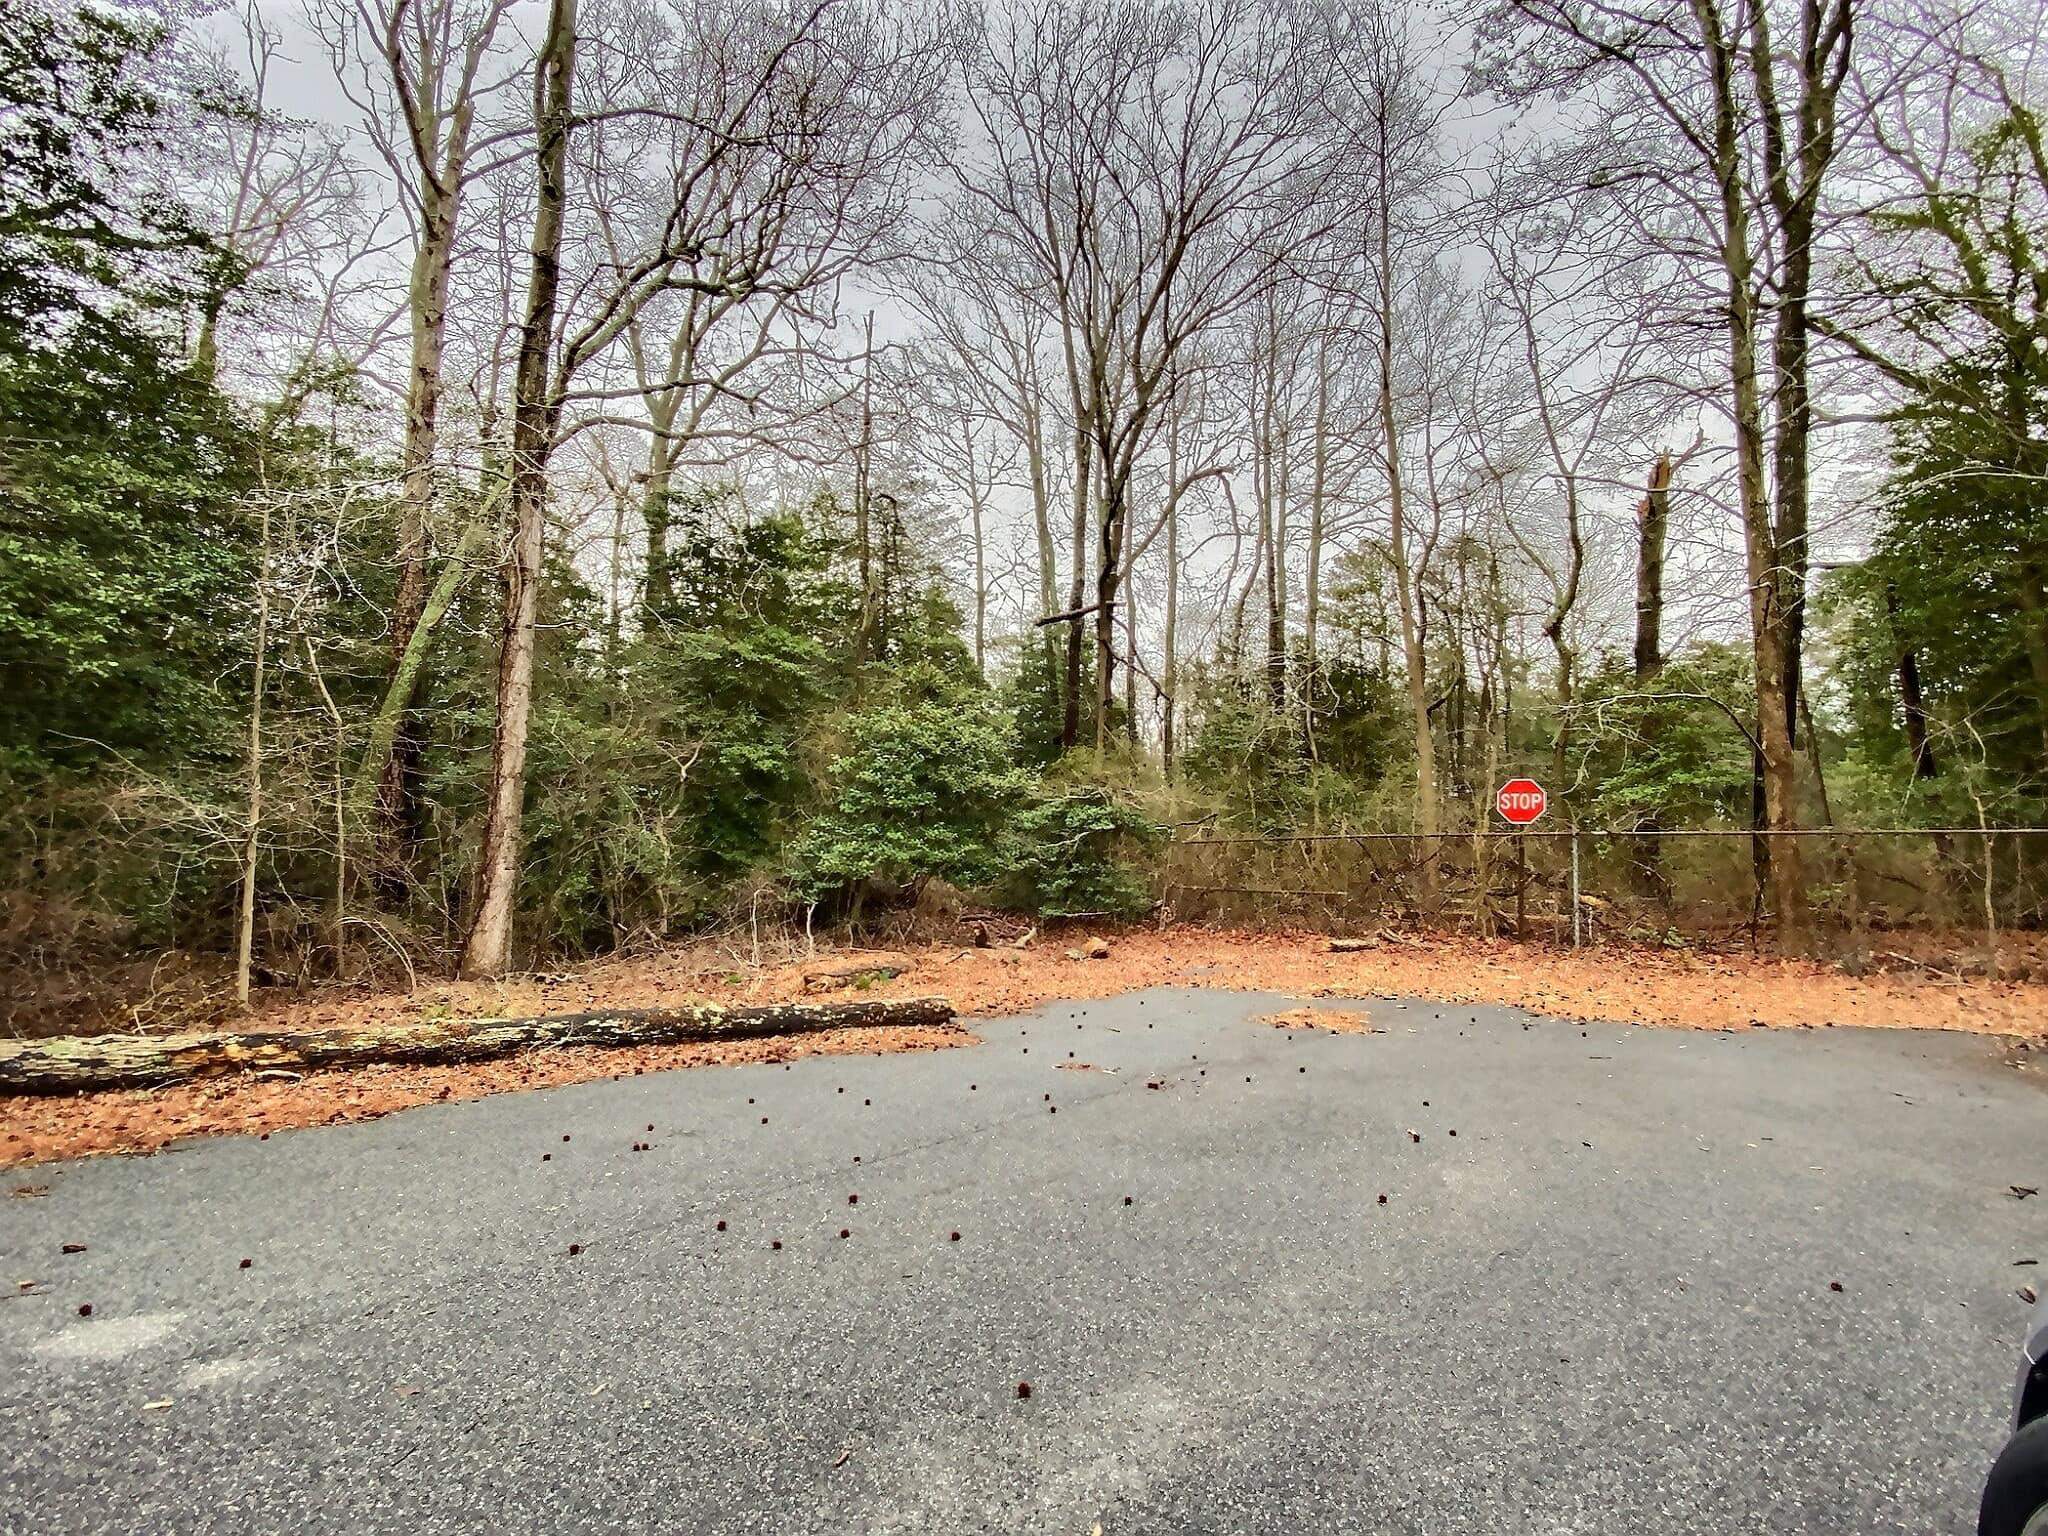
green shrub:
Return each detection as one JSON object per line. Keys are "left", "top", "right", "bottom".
{"left": 1004, "top": 786, "right": 1161, "bottom": 918}
{"left": 794, "top": 695, "right": 1024, "bottom": 908}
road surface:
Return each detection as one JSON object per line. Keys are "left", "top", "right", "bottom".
{"left": 3, "top": 988, "right": 2042, "bottom": 1533}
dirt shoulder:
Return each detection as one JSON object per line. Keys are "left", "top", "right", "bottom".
{"left": 6, "top": 926, "right": 2042, "bottom": 1171}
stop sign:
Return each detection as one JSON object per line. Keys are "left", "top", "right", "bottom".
{"left": 1496, "top": 777, "right": 1547, "bottom": 826}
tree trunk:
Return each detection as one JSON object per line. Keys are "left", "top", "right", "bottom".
{"left": 1633, "top": 451, "right": 1670, "bottom": 680}
{"left": 235, "top": 499, "right": 273, "bottom": 1009}
{"left": 1632, "top": 452, "right": 1674, "bottom": 898}
{"left": 1093, "top": 469, "right": 1125, "bottom": 753}
{"left": 1025, "top": 398, "right": 1057, "bottom": 623}
{"left": 852, "top": 312, "right": 879, "bottom": 665}
{"left": 376, "top": 151, "right": 468, "bottom": 890}
{"left": 1700, "top": 7, "right": 1804, "bottom": 946}
{"left": 353, "top": 515, "right": 488, "bottom": 815}
{"left": 968, "top": 431, "right": 987, "bottom": 677}
{"left": 1262, "top": 338, "right": 1288, "bottom": 712}
{"left": 1370, "top": 104, "right": 1436, "bottom": 886}
{"left": 1379, "top": 288, "right": 1436, "bottom": 879}
{"left": 639, "top": 399, "right": 679, "bottom": 615}
{"left": 1305, "top": 341, "right": 1330, "bottom": 674}
{"left": 1062, "top": 426, "right": 1091, "bottom": 749}
{"left": 460, "top": 0, "right": 576, "bottom": 980}
{"left": 1885, "top": 584, "right": 1937, "bottom": 779}
{"left": 0, "top": 997, "right": 958, "bottom": 1096}
{"left": 1162, "top": 423, "right": 1181, "bottom": 778}
{"left": 2015, "top": 565, "right": 2048, "bottom": 765}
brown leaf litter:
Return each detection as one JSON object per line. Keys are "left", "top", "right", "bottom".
{"left": 5, "top": 925, "right": 2043, "bottom": 1169}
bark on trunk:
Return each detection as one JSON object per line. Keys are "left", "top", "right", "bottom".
{"left": 1699, "top": 2, "right": 1805, "bottom": 945}
{"left": 235, "top": 500, "right": 272, "bottom": 1009}
{"left": 377, "top": 90, "right": 476, "bottom": 886}
{"left": 968, "top": 433, "right": 987, "bottom": 676}
{"left": 1162, "top": 422, "right": 1181, "bottom": 778}
{"left": 1378, "top": 277, "right": 1437, "bottom": 875}
{"left": 853, "top": 312, "right": 879, "bottom": 664}
{"left": 1305, "top": 341, "right": 1330, "bottom": 676}
{"left": 1062, "top": 427, "right": 1092, "bottom": 748}
{"left": 639, "top": 400, "right": 679, "bottom": 615}
{"left": 0, "top": 997, "right": 958, "bottom": 1096}
{"left": 1886, "top": 585, "right": 1938, "bottom": 779}
{"left": 1369, "top": 100, "right": 1436, "bottom": 884}
{"left": 460, "top": 0, "right": 577, "bottom": 980}
{"left": 1093, "top": 449, "right": 1125, "bottom": 753}
{"left": 353, "top": 516, "right": 488, "bottom": 814}
{"left": 1634, "top": 452, "right": 1670, "bottom": 680}
{"left": 1631, "top": 452, "right": 1674, "bottom": 899}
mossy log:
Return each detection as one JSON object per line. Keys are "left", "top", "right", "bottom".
{"left": 0, "top": 996, "right": 958, "bottom": 1096}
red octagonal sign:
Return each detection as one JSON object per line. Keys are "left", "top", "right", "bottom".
{"left": 1496, "top": 777, "right": 1547, "bottom": 826}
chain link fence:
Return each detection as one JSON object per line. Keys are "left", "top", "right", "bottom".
{"left": 1160, "top": 827, "right": 2048, "bottom": 957}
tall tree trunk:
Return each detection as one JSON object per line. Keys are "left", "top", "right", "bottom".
{"left": 1698, "top": 3, "right": 1804, "bottom": 947}
{"left": 1304, "top": 341, "right": 1330, "bottom": 672}
{"left": 1884, "top": 584, "right": 1938, "bottom": 779}
{"left": 639, "top": 398, "right": 679, "bottom": 615}
{"left": 959, "top": 417, "right": 988, "bottom": 676}
{"left": 1162, "top": 415, "right": 1182, "bottom": 779}
{"left": 354, "top": 516, "right": 488, "bottom": 814}
{"left": 1025, "top": 401, "right": 1056, "bottom": 622}
{"left": 1093, "top": 463, "right": 1125, "bottom": 753}
{"left": 853, "top": 312, "right": 878, "bottom": 665}
{"left": 374, "top": 196, "right": 458, "bottom": 889}
{"left": 1632, "top": 451, "right": 1674, "bottom": 899}
{"left": 1262, "top": 337, "right": 1287, "bottom": 712}
{"left": 460, "top": 0, "right": 576, "bottom": 980}
{"left": 1122, "top": 559, "right": 1138, "bottom": 743}
{"left": 1376, "top": 182, "right": 1437, "bottom": 881}
{"left": 236, "top": 499, "right": 273, "bottom": 1008}
{"left": 1633, "top": 451, "right": 1671, "bottom": 679}
{"left": 1062, "top": 426, "right": 1091, "bottom": 749}
{"left": 1260, "top": 392, "right": 1283, "bottom": 711}
{"left": 971, "top": 490, "right": 987, "bottom": 679}
{"left": 373, "top": 38, "right": 481, "bottom": 885}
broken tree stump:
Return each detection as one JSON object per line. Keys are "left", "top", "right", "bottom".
{"left": 0, "top": 997, "right": 958, "bottom": 1096}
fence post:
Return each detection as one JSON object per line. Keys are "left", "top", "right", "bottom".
{"left": 1984, "top": 829, "right": 2000, "bottom": 981}
{"left": 1571, "top": 832, "right": 1581, "bottom": 949}
{"left": 1516, "top": 833, "right": 1527, "bottom": 939}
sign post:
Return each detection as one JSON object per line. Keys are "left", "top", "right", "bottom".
{"left": 1495, "top": 778, "right": 1547, "bottom": 940}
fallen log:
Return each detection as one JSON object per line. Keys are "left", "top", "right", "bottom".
{"left": 0, "top": 996, "right": 958, "bottom": 1097}
{"left": 801, "top": 951, "right": 914, "bottom": 990}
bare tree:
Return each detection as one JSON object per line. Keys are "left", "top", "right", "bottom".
{"left": 460, "top": 0, "right": 576, "bottom": 979}
{"left": 1481, "top": 0, "right": 1863, "bottom": 944}
{"left": 460, "top": 0, "right": 946, "bottom": 974}
{"left": 1330, "top": 1, "right": 1458, "bottom": 864}
{"left": 314, "top": 0, "right": 520, "bottom": 882}
{"left": 960, "top": 0, "right": 1341, "bottom": 751}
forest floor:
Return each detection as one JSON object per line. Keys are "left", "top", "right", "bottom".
{"left": 6, "top": 924, "right": 2044, "bottom": 1171}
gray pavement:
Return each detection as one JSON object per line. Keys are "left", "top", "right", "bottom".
{"left": 1, "top": 988, "right": 2043, "bottom": 1534}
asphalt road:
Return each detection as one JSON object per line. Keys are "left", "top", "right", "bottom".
{"left": 2, "top": 988, "right": 2043, "bottom": 1534}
